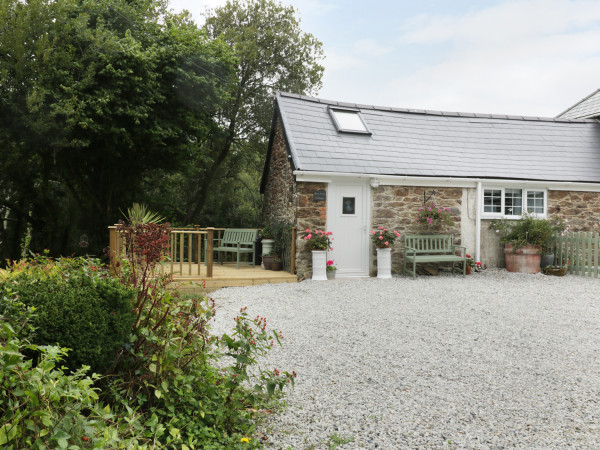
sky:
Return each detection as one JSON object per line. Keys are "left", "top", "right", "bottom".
{"left": 168, "top": 0, "right": 600, "bottom": 117}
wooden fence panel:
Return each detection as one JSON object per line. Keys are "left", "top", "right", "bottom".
{"left": 554, "top": 231, "right": 600, "bottom": 278}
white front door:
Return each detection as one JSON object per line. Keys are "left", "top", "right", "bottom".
{"left": 328, "top": 180, "right": 369, "bottom": 277}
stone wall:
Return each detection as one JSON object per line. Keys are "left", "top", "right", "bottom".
{"left": 548, "top": 190, "right": 600, "bottom": 232}
{"left": 261, "top": 116, "right": 296, "bottom": 225}
{"left": 370, "top": 186, "right": 462, "bottom": 275}
{"left": 296, "top": 182, "right": 328, "bottom": 278}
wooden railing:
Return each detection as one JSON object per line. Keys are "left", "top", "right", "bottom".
{"left": 108, "top": 225, "right": 297, "bottom": 278}
{"left": 553, "top": 231, "right": 600, "bottom": 278}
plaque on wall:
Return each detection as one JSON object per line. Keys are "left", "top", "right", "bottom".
{"left": 314, "top": 190, "right": 326, "bottom": 202}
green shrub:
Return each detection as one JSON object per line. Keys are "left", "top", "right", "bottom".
{"left": 0, "top": 322, "right": 146, "bottom": 449}
{"left": 0, "top": 257, "right": 135, "bottom": 373}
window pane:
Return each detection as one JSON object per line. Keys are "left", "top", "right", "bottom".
{"left": 484, "top": 189, "right": 502, "bottom": 213}
{"left": 342, "top": 197, "right": 355, "bottom": 214}
{"left": 505, "top": 189, "right": 522, "bottom": 215}
{"left": 526, "top": 191, "right": 544, "bottom": 214}
{"left": 332, "top": 110, "right": 368, "bottom": 132}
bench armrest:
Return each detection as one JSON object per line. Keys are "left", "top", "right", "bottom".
{"left": 404, "top": 246, "right": 417, "bottom": 257}
{"left": 454, "top": 246, "right": 466, "bottom": 257}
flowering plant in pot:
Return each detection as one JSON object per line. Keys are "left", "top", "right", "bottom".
{"left": 303, "top": 229, "right": 333, "bottom": 251}
{"left": 303, "top": 229, "right": 333, "bottom": 280}
{"left": 415, "top": 203, "right": 454, "bottom": 231}
{"left": 371, "top": 226, "right": 400, "bottom": 279}
{"left": 370, "top": 226, "right": 401, "bottom": 248}
{"left": 465, "top": 254, "right": 482, "bottom": 274}
{"left": 326, "top": 260, "right": 336, "bottom": 280}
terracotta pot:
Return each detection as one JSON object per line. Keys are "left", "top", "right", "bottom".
{"left": 466, "top": 265, "right": 471, "bottom": 275}
{"left": 263, "top": 255, "right": 273, "bottom": 270}
{"left": 271, "top": 261, "right": 282, "bottom": 271}
{"left": 504, "top": 243, "right": 541, "bottom": 273}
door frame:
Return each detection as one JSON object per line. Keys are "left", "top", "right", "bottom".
{"left": 327, "top": 178, "right": 370, "bottom": 277}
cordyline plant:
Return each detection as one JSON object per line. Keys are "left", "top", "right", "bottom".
{"left": 371, "top": 226, "right": 401, "bottom": 248}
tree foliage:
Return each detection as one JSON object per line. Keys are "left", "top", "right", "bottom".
{"left": 0, "top": 0, "right": 234, "bottom": 260}
{"left": 178, "top": 0, "right": 325, "bottom": 225}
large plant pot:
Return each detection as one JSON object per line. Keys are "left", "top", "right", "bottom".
{"left": 376, "top": 247, "right": 392, "bottom": 279}
{"left": 263, "top": 255, "right": 273, "bottom": 270}
{"left": 541, "top": 253, "right": 555, "bottom": 268}
{"left": 271, "top": 261, "right": 282, "bottom": 271}
{"left": 504, "top": 243, "right": 541, "bottom": 273}
{"left": 261, "top": 239, "right": 275, "bottom": 269}
{"left": 311, "top": 250, "right": 327, "bottom": 281}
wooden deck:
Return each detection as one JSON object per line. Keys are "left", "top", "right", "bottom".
{"left": 162, "top": 263, "right": 297, "bottom": 292}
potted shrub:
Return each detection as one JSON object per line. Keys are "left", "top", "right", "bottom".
{"left": 262, "top": 251, "right": 274, "bottom": 270}
{"left": 326, "top": 259, "right": 337, "bottom": 280}
{"left": 371, "top": 226, "right": 401, "bottom": 279}
{"left": 490, "top": 214, "right": 569, "bottom": 273}
{"left": 271, "top": 255, "right": 282, "bottom": 271}
{"left": 303, "top": 229, "right": 333, "bottom": 281}
{"left": 260, "top": 225, "right": 275, "bottom": 268}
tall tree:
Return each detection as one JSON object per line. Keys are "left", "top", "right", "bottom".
{"left": 182, "top": 0, "right": 324, "bottom": 224}
{"left": 0, "top": 0, "right": 235, "bottom": 259}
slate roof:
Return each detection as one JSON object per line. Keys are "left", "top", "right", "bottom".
{"left": 557, "top": 88, "right": 600, "bottom": 120}
{"left": 275, "top": 92, "right": 600, "bottom": 183}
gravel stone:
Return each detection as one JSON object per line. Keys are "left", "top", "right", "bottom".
{"left": 209, "top": 269, "right": 600, "bottom": 449}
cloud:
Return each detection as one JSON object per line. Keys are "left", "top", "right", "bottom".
{"left": 385, "top": 0, "right": 600, "bottom": 116}
{"left": 353, "top": 39, "right": 394, "bottom": 57}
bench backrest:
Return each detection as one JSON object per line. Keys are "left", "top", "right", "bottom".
{"left": 404, "top": 234, "right": 455, "bottom": 254}
{"left": 221, "top": 229, "right": 258, "bottom": 245}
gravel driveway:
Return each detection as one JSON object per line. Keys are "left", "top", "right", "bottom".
{"left": 210, "top": 270, "right": 600, "bottom": 449}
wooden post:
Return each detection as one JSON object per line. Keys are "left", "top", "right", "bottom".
{"left": 290, "top": 226, "right": 296, "bottom": 274}
{"left": 108, "top": 226, "right": 117, "bottom": 268}
{"left": 206, "top": 228, "right": 214, "bottom": 278}
{"left": 197, "top": 232, "right": 202, "bottom": 276}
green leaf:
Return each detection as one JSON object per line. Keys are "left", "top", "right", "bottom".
{"left": 267, "top": 380, "right": 276, "bottom": 397}
{"left": 154, "top": 389, "right": 162, "bottom": 399}
{"left": 149, "top": 363, "right": 157, "bottom": 373}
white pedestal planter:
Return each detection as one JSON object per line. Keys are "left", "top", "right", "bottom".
{"left": 376, "top": 247, "right": 392, "bottom": 279}
{"left": 311, "top": 250, "right": 327, "bottom": 281}
{"left": 261, "top": 239, "right": 274, "bottom": 269}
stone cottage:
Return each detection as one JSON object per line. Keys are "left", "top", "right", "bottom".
{"left": 261, "top": 90, "right": 600, "bottom": 278}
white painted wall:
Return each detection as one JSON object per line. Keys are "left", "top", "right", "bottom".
{"left": 461, "top": 188, "right": 478, "bottom": 260}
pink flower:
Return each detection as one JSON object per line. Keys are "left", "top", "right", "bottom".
{"left": 466, "top": 254, "right": 471, "bottom": 258}
{"left": 384, "top": 241, "right": 388, "bottom": 245}
{"left": 383, "top": 228, "right": 387, "bottom": 231}
{"left": 327, "top": 260, "right": 334, "bottom": 266}
{"left": 371, "top": 231, "right": 376, "bottom": 235}
{"left": 476, "top": 262, "right": 482, "bottom": 266}
{"left": 327, "top": 231, "right": 333, "bottom": 235}
{"left": 305, "top": 229, "right": 311, "bottom": 233}
{"left": 379, "top": 236, "right": 383, "bottom": 240}
{"left": 378, "top": 226, "right": 383, "bottom": 230}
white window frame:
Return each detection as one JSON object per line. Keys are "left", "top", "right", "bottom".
{"left": 482, "top": 187, "right": 547, "bottom": 219}
{"left": 328, "top": 106, "right": 371, "bottom": 134}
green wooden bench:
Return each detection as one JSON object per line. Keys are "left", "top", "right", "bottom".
{"left": 213, "top": 229, "right": 259, "bottom": 269}
{"left": 403, "top": 234, "right": 466, "bottom": 279}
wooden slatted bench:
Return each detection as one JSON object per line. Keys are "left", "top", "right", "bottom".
{"left": 403, "top": 234, "right": 466, "bottom": 279}
{"left": 213, "top": 229, "right": 258, "bottom": 269}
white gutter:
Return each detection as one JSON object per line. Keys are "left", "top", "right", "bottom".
{"left": 293, "top": 170, "right": 600, "bottom": 192}
{"left": 475, "top": 181, "right": 482, "bottom": 264}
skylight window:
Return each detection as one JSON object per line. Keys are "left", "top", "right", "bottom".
{"left": 329, "top": 107, "right": 370, "bottom": 134}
